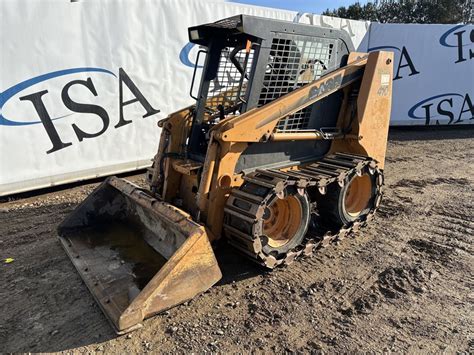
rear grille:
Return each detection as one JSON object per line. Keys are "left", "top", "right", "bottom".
{"left": 258, "top": 34, "right": 335, "bottom": 131}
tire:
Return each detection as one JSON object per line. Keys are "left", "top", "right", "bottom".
{"left": 316, "top": 168, "right": 377, "bottom": 228}
{"left": 258, "top": 186, "right": 311, "bottom": 257}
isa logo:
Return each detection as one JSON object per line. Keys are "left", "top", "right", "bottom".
{"left": 439, "top": 24, "right": 474, "bottom": 64}
{"left": 368, "top": 45, "right": 420, "bottom": 80}
{"left": 0, "top": 67, "right": 160, "bottom": 154}
{"left": 408, "top": 93, "right": 474, "bottom": 125}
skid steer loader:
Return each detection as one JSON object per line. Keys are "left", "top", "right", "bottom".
{"left": 58, "top": 15, "right": 393, "bottom": 334}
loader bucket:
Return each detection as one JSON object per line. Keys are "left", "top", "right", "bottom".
{"left": 58, "top": 177, "right": 222, "bottom": 334}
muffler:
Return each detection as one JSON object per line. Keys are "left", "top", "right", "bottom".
{"left": 58, "top": 177, "right": 222, "bottom": 334}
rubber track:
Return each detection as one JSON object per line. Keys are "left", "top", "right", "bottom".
{"left": 223, "top": 152, "right": 384, "bottom": 268}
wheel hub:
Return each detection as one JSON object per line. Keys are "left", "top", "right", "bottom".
{"left": 263, "top": 195, "right": 302, "bottom": 248}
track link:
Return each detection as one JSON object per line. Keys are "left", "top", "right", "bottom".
{"left": 223, "top": 152, "right": 384, "bottom": 268}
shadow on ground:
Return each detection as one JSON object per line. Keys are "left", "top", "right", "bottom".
{"left": 215, "top": 241, "right": 267, "bottom": 286}
{"left": 389, "top": 125, "right": 474, "bottom": 141}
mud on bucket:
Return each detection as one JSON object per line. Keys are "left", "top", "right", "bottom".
{"left": 58, "top": 177, "right": 222, "bottom": 334}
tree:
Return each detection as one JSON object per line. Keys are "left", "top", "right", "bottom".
{"left": 322, "top": 0, "right": 472, "bottom": 24}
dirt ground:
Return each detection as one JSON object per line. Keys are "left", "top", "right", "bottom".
{"left": 1, "top": 127, "right": 473, "bottom": 353}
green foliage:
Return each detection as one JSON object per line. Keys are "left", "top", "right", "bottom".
{"left": 322, "top": 0, "right": 471, "bottom": 24}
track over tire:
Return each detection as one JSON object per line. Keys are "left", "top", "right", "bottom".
{"left": 223, "top": 153, "right": 384, "bottom": 268}
{"left": 315, "top": 166, "right": 378, "bottom": 228}
{"left": 258, "top": 186, "right": 310, "bottom": 257}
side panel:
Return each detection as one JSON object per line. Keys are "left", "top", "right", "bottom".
{"left": 235, "top": 93, "right": 343, "bottom": 173}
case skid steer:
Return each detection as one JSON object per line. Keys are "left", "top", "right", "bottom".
{"left": 58, "top": 15, "right": 393, "bottom": 334}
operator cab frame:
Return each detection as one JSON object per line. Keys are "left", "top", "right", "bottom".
{"left": 187, "top": 15, "right": 354, "bottom": 169}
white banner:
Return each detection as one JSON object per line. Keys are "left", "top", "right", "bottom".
{"left": 360, "top": 23, "right": 474, "bottom": 126}
{"left": 0, "top": 0, "right": 367, "bottom": 195}
{"left": 6, "top": 1, "right": 473, "bottom": 196}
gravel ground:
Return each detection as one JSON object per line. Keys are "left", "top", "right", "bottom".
{"left": 0, "top": 127, "right": 473, "bottom": 353}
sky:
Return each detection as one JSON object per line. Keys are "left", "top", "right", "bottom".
{"left": 230, "top": 0, "right": 369, "bottom": 14}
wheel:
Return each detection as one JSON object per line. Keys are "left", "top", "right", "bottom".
{"left": 316, "top": 168, "right": 378, "bottom": 228}
{"left": 224, "top": 179, "right": 311, "bottom": 267}
{"left": 259, "top": 187, "right": 310, "bottom": 256}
